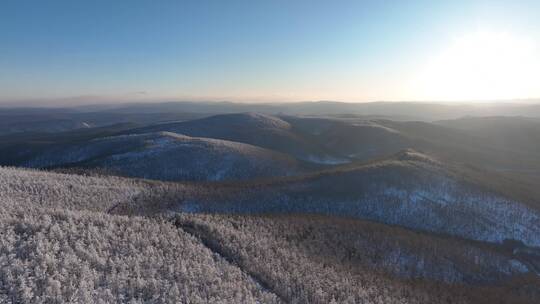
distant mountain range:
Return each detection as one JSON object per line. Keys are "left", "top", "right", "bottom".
{"left": 2, "top": 100, "right": 540, "bottom": 136}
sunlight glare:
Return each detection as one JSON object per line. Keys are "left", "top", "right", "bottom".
{"left": 416, "top": 31, "right": 540, "bottom": 101}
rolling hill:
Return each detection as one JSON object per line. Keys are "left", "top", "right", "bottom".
{"left": 130, "top": 112, "right": 427, "bottom": 164}
{"left": 5, "top": 112, "right": 540, "bottom": 207}
{"left": 125, "top": 150, "right": 540, "bottom": 249}
{"left": 282, "top": 116, "right": 413, "bottom": 161}
{"left": 436, "top": 116, "right": 540, "bottom": 162}
{"left": 22, "top": 131, "right": 304, "bottom": 181}
{"left": 131, "top": 112, "right": 346, "bottom": 164}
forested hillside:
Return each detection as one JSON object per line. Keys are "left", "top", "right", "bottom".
{"left": 0, "top": 208, "right": 279, "bottom": 303}
{"left": 175, "top": 213, "right": 539, "bottom": 304}
{"left": 120, "top": 151, "right": 540, "bottom": 247}
{"left": 1, "top": 164, "right": 539, "bottom": 303}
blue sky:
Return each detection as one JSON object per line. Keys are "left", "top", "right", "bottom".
{"left": 1, "top": 0, "right": 539, "bottom": 104}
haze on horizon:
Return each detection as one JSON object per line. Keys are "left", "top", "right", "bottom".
{"left": 1, "top": 0, "right": 540, "bottom": 105}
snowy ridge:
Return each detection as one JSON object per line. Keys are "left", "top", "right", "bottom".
{"left": 132, "top": 112, "right": 342, "bottom": 163}
{"left": 24, "top": 131, "right": 302, "bottom": 181}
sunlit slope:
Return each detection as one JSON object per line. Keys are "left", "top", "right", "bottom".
{"left": 0, "top": 166, "right": 145, "bottom": 212}
{"left": 0, "top": 165, "right": 188, "bottom": 216}
{"left": 0, "top": 193, "right": 278, "bottom": 303}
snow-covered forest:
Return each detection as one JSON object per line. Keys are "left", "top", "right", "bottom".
{"left": 1, "top": 165, "right": 539, "bottom": 303}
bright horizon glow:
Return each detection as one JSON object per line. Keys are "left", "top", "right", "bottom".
{"left": 1, "top": 1, "right": 540, "bottom": 105}
{"left": 414, "top": 31, "right": 540, "bottom": 101}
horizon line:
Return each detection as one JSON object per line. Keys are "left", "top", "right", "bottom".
{"left": 1, "top": 97, "right": 540, "bottom": 109}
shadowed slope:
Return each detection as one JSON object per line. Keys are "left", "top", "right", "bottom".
{"left": 23, "top": 131, "right": 305, "bottom": 181}
{"left": 129, "top": 150, "right": 540, "bottom": 248}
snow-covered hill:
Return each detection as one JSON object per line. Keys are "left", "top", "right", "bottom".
{"left": 131, "top": 113, "right": 429, "bottom": 164}
{"left": 132, "top": 112, "right": 346, "bottom": 164}
{"left": 24, "top": 131, "right": 304, "bottom": 181}
{"left": 161, "top": 150, "right": 540, "bottom": 248}
{"left": 0, "top": 166, "right": 145, "bottom": 212}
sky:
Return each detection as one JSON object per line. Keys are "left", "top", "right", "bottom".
{"left": 1, "top": 0, "right": 539, "bottom": 105}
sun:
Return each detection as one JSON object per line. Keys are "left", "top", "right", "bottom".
{"left": 415, "top": 31, "right": 540, "bottom": 101}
